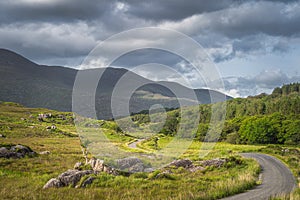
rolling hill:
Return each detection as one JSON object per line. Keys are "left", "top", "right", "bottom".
{"left": 0, "top": 49, "right": 231, "bottom": 119}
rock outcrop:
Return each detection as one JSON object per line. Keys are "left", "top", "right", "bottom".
{"left": 43, "top": 169, "right": 94, "bottom": 189}
{"left": 167, "top": 159, "right": 193, "bottom": 168}
{"left": 197, "top": 158, "right": 227, "bottom": 168}
{"left": 116, "top": 157, "right": 145, "bottom": 173}
{"left": 0, "top": 144, "right": 36, "bottom": 159}
{"left": 43, "top": 157, "right": 230, "bottom": 189}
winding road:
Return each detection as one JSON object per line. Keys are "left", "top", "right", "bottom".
{"left": 128, "top": 139, "right": 145, "bottom": 149}
{"left": 222, "top": 153, "right": 296, "bottom": 200}
{"left": 127, "top": 140, "right": 296, "bottom": 199}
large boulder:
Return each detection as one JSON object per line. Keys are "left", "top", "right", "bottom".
{"left": 43, "top": 178, "right": 63, "bottom": 189}
{"left": 88, "top": 158, "right": 119, "bottom": 175}
{"left": 58, "top": 169, "right": 94, "bottom": 187}
{"left": 0, "top": 144, "right": 36, "bottom": 159}
{"left": 43, "top": 169, "right": 94, "bottom": 189}
{"left": 116, "top": 157, "right": 145, "bottom": 172}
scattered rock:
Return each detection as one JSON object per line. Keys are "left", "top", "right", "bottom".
{"left": 58, "top": 169, "right": 94, "bottom": 187}
{"left": 144, "top": 168, "right": 154, "bottom": 173}
{"left": 39, "top": 151, "right": 50, "bottom": 155}
{"left": 154, "top": 170, "right": 173, "bottom": 179}
{"left": 74, "top": 162, "right": 83, "bottom": 170}
{"left": 0, "top": 147, "right": 10, "bottom": 156}
{"left": 88, "top": 158, "right": 119, "bottom": 175}
{"left": 0, "top": 144, "right": 36, "bottom": 159}
{"left": 43, "top": 178, "right": 63, "bottom": 189}
{"left": 116, "top": 157, "right": 145, "bottom": 172}
{"left": 43, "top": 157, "right": 230, "bottom": 189}
{"left": 198, "top": 158, "right": 227, "bottom": 168}
{"left": 80, "top": 176, "right": 95, "bottom": 188}
{"left": 88, "top": 158, "right": 104, "bottom": 171}
{"left": 188, "top": 166, "right": 205, "bottom": 172}
{"left": 46, "top": 125, "right": 56, "bottom": 130}
{"left": 167, "top": 159, "right": 193, "bottom": 168}
{"left": 0, "top": 134, "right": 5, "bottom": 138}
{"left": 38, "top": 113, "right": 52, "bottom": 121}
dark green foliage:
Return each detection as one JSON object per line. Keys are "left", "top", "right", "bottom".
{"left": 281, "top": 120, "right": 300, "bottom": 145}
{"left": 160, "top": 111, "right": 179, "bottom": 135}
{"left": 143, "top": 83, "right": 300, "bottom": 145}
{"left": 239, "top": 115, "right": 279, "bottom": 144}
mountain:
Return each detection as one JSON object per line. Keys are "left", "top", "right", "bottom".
{"left": 0, "top": 49, "right": 231, "bottom": 119}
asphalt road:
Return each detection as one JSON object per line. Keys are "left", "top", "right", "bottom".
{"left": 221, "top": 153, "right": 296, "bottom": 200}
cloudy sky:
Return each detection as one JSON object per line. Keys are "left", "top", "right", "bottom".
{"left": 0, "top": 0, "right": 300, "bottom": 97}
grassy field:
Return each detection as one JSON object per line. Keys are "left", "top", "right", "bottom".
{"left": 0, "top": 102, "right": 298, "bottom": 199}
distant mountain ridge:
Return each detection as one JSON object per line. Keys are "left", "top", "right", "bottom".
{"left": 0, "top": 49, "right": 231, "bottom": 119}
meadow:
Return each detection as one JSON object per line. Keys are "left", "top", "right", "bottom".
{"left": 0, "top": 102, "right": 299, "bottom": 199}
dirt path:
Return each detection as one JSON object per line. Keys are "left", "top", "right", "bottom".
{"left": 128, "top": 139, "right": 145, "bottom": 149}
{"left": 221, "top": 153, "right": 296, "bottom": 200}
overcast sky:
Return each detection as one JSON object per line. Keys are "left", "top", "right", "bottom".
{"left": 0, "top": 0, "right": 300, "bottom": 97}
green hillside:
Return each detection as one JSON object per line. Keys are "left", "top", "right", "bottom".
{"left": 131, "top": 83, "right": 300, "bottom": 145}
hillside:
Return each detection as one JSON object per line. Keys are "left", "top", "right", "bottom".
{"left": 0, "top": 49, "right": 231, "bottom": 120}
{"left": 130, "top": 83, "right": 300, "bottom": 145}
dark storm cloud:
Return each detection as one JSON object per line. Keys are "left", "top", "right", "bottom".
{"left": 121, "top": 0, "right": 239, "bottom": 21}
{"left": 0, "top": 0, "right": 300, "bottom": 66}
{"left": 0, "top": 0, "right": 114, "bottom": 24}
{"left": 123, "top": 0, "right": 299, "bottom": 22}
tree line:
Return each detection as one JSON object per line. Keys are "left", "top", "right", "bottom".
{"left": 131, "top": 83, "right": 300, "bottom": 145}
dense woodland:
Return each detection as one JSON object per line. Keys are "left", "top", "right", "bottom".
{"left": 131, "top": 83, "right": 300, "bottom": 145}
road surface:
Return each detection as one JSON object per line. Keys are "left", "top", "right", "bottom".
{"left": 222, "top": 153, "right": 296, "bottom": 200}
{"left": 128, "top": 139, "right": 145, "bottom": 149}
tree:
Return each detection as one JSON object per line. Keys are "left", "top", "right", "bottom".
{"left": 239, "top": 116, "right": 279, "bottom": 144}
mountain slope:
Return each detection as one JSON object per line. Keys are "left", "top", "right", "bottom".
{"left": 0, "top": 49, "right": 231, "bottom": 119}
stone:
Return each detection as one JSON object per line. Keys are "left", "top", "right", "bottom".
{"left": 38, "top": 113, "right": 52, "bottom": 121}
{"left": 80, "top": 176, "right": 95, "bottom": 188}
{"left": 58, "top": 169, "right": 94, "bottom": 187}
{"left": 117, "top": 157, "right": 143, "bottom": 170}
{"left": 89, "top": 158, "right": 104, "bottom": 171}
{"left": 0, "top": 145, "right": 36, "bottom": 159}
{"left": 0, "top": 147, "right": 9, "bottom": 156}
{"left": 116, "top": 157, "right": 145, "bottom": 173}
{"left": 74, "top": 162, "right": 83, "bottom": 170}
{"left": 0, "top": 134, "right": 4, "bottom": 137}
{"left": 128, "top": 162, "right": 144, "bottom": 173}
{"left": 188, "top": 166, "right": 205, "bottom": 172}
{"left": 39, "top": 151, "right": 50, "bottom": 155}
{"left": 198, "top": 158, "right": 227, "bottom": 168}
{"left": 144, "top": 168, "right": 154, "bottom": 173}
{"left": 43, "top": 178, "right": 63, "bottom": 189}
{"left": 167, "top": 159, "right": 193, "bottom": 168}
